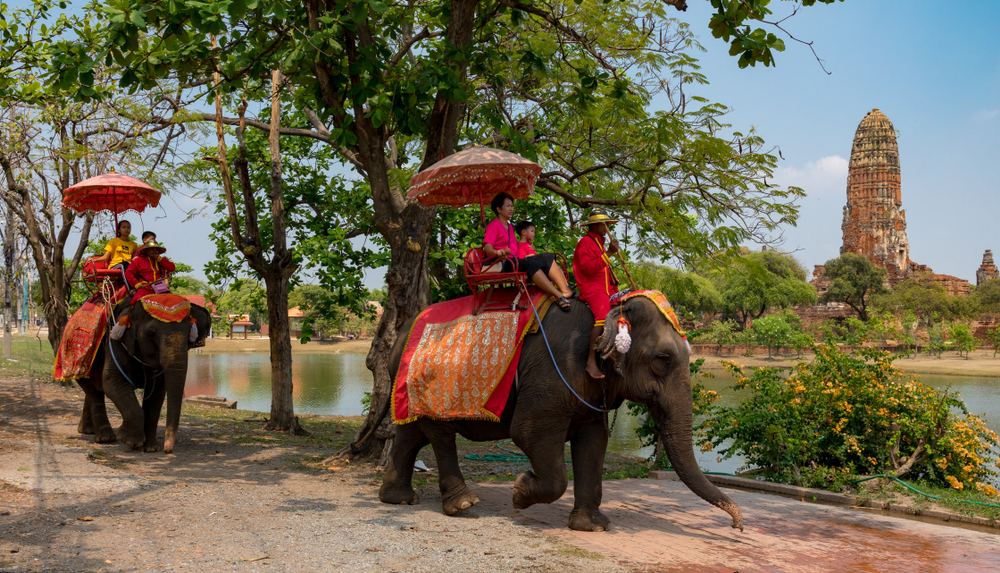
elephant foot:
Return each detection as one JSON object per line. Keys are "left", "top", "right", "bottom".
{"left": 379, "top": 484, "right": 419, "bottom": 506}
{"left": 117, "top": 427, "right": 145, "bottom": 450}
{"left": 512, "top": 472, "right": 538, "bottom": 509}
{"left": 569, "top": 507, "right": 611, "bottom": 532}
{"left": 142, "top": 439, "right": 161, "bottom": 453}
{"left": 77, "top": 419, "right": 95, "bottom": 435}
{"left": 93, "top": 426, "right": 117, "bottom": 444}
{"left": 441, "top": 486, "right": 479, "bottom": 516}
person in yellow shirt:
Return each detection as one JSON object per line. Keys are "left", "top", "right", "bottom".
{"left": 94, "top": 220, "right": 137, "bottom": 282}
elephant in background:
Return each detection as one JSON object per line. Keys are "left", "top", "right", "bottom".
{"left": 76, "top": 300, "right": 212, "bottom": 454}
{"left": 379, "top": 296, "right": 743, "bottom": 532}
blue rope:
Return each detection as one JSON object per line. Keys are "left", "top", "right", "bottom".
{"left": 528, "top": 298, "right": 614, "bottom": 413}
{"left": 106, "top": 324, "right": 138, "bottom": 390}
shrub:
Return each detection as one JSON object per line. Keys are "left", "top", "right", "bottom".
{"left": 947, "top": 323, "right": 977, "bottom": 359}
{"left": 696, "top": 345, "right": 1000, "bottom": 491}
{"left": 745, "top": 315, "right": 792, "bottom": 359}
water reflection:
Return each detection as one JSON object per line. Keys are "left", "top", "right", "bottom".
{"left": 185, "top": 353, "right": 999, "bottom": 473}
{"left": 185, "top": 353, "right": 373, "bottom": 416}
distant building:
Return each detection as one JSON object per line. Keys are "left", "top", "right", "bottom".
{"left": 977, "top": 250, "right": 999, "bottom": 287}
{"left": 818, "top": 108, "right": 971, "bottom": 296}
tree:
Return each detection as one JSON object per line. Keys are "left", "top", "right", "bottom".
{"left": 745, "top": 314, "right": 791, "bottom": 359}
{"left": 973, "top": 279, "right": 1000, "bottom": 318}
{"left": 59, "top": 0, "right": 844, "bottom": 461}
{"left": 703, "top": 319, "right": 739, "bottom": 356}
{"left": 632, "top": 262, "right": 721, "bottom": 318}
{"left": 818, "top": 253, "right": 888, "bottom": 322}
{"left": 876, "top": 279, "right": 963, "bottom": 327}
{"left": 715, "top": 250, "right": 816, "bottom": 329}
{"left": 947, "top": 323, "right": 977, "bottom": 360}
{"left": 0, "top": 84, "right": 186, "bottom": 351}
{"left": 988, "top": 326, "right": 1000, "bottom": 358}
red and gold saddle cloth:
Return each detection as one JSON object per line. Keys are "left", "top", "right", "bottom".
{"left": 53, "top": 301, "right": 109, "bottom": 382}
{"left": 393, "top": 288, "right": 554, "bottom": 425}
{"left": 140, "top": 294, "right": 191, "bottom": 323}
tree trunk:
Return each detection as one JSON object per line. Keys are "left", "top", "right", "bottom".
{"left": 263, "top": 271, "right": 303, "bottom": 433}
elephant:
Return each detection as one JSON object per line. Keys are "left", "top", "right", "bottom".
{"left": 75, "top": 299, "right": 212, "bottom": 454}
{"left": 378, "top": 295, "right": 743, "bottom": 532}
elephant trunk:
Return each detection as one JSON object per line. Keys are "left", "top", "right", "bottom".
{"left": 654, "top": 368, "right": 743, "bottom": 532}
{"left": 161, "top": 332, "right": 189, "bottom": 454}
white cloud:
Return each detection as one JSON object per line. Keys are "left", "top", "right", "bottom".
{"left": 773, "top": 155, "right": 848, "bottom": 199}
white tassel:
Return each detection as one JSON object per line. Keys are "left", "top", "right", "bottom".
{"left": 110, "top": 323, "right": 126, "bottom": 340}
{"left": 189, "top": 321, "right": 199, "bottom": 343}
{"left": 614, "top": 322, "right": 632, "bottom": 354}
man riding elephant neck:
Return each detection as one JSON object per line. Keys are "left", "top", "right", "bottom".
{"left": 573, "top": 208, "right": 621, "bottom": 379}
{"left": 124, "top": 238, "right": 176, "bottom": 303}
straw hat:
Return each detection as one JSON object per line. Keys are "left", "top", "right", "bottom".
{"left": 136, "top": 240, "right": 167, "bottom": 257}
{"left": 579, "top": 208, "right": 619, "bottom": 227}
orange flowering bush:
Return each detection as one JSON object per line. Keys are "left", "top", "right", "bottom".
{"left": 697, "top": 345, "right": 1000, "bottom": 490}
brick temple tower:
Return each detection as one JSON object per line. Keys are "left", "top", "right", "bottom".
{"left": 977, "top": 250, "right": 999, "bottom": 286}
{"left": 840, "top": 108, "right": 912, "bottom": 283}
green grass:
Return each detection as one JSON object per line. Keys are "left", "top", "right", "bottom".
{"left": 894, "top": 479, "right": 1000, "bottom": 521}
{"left": 0, "top": 337, "right": 57, "bottom": 380}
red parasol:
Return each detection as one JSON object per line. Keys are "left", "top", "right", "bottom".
{"left": 62, "top": 169, "right": 161, "bottom": 226}
{"left": 408, "top": 147, "right": 542, "bottom": 223}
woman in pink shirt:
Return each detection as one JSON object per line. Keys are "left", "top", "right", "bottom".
{"left": 483, "top": 193, "right": 572, "bottom": 310}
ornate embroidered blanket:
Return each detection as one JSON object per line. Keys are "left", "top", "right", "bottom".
{"left": 620, "top": 290, "right": 686, "bottom": 337}
{"left": 53, "top": 301, "right": 108, "bottom": 382}
{"left": 140, "top": 294, "right": 191, "bottom": 323}
{"left": 393, "top": 288, "right": 554, "bottom": 425}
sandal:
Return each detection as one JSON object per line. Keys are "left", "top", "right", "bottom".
{"left": 556, "top": 296, "right": 571, "bottom": 312}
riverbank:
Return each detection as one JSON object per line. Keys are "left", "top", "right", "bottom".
{"left": 692, "top": 349, "right": 1000, "bottom": 378}
{"left": 200, "top": 336, "right": 373, "bottom": 355}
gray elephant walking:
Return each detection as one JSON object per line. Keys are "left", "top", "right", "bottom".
{"left": 76, "top": 299, "right": 211, "bottom": 453}
{"left": 379, "top": 295, "right": 743, "bottom": 532}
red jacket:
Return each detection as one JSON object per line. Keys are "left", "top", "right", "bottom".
{"left": 124, "top": 254, "right": 176, "bottom": 303}
{"left": 573, "top": 231, "right": 619, "bottom": 301}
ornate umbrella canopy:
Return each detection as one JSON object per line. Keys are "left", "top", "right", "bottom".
{"left": 62, "top": 170, "right": 161, "bottom": 219}
{"left": 407, "top": 147, "right": 542, "bottom": 209}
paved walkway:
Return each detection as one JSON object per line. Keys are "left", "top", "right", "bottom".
{"left": 472, "top": 479, "right": 1000, "bottom": 572}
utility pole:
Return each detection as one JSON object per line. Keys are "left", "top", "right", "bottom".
{"left": 4, "top": 207, "right": 13, "bottom": 358}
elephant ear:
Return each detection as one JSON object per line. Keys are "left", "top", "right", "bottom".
{"left": 595, "top": 305, "right": 625, "bottom": 375}
{"left": 189, "top": 304, "right": 212, "bottom": 348}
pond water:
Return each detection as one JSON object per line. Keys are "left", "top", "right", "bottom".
{"left": 185, "top": 353, "right": 1000, "bottom": 474}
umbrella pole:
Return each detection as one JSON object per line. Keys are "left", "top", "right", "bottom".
{"left": 112, "top": 188, "right": 119, "bottom": 230}
{"left": 607, "top": 230, "right": 637, "bottom": 291}
{"left": 477, "top": 186, "right": 485, "bottom": 227}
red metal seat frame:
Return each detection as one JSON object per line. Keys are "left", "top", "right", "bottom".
{"left": 463, "top": 248, "right": 568, "bottom": 315}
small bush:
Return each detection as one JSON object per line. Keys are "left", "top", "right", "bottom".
{"left": 696, "top": 345, "right": 1000, "bottom": 491}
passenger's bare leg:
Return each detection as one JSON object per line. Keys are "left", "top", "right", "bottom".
{"left": 586, "top": 325, "right": 604, "bottom": 379}
{"left": 530, "top": 270, "right": 564, "bottom": 301}
{"left": 547, "top": 263, "right": 573, "bottom": 298}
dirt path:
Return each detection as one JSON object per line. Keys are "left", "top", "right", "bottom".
{"left": 4, "top": 377, "right": 1000, "bottom": 573}
{"left": 0, "top": 378, "right": 630, "bottom": 573}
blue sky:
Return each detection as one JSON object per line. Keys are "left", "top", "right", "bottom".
{"left": 669, "top": 0, "right": 1000, "bottom": 281}
{"left": 53, "top": 1, "right": 1000, "bottom": 285}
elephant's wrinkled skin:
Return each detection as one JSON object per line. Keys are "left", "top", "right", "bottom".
{"left": 379, "top": 297, "right": 743, "bottom": 532}
{"left": 76, "top": 301, "right": 211, "bottom": 453}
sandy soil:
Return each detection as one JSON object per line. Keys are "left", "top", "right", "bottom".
{"left": 0, "top": 377, "right": 634, "bottom": 573}
{"left": 692, "top": 349, "right": 1000, "bottom": 378}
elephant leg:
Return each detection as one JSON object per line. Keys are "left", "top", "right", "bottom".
{"left": 102, "top": 356, "right": 146, "bottom": 450}
{"left": 140, "top": 376, "right": 167, "bottom": 452}
{"left": 511, "top": 420, "right": 571, "bottom": 510}
{"left": 77, "top": 377, "right": 116, "bottom": 443}
{"left": 568, "top": 420, "right": 611, "bottom": 532}
{"left": 77, "top": 391, "right": 95, "bottom": 435}
{"left": 379, "top": 422, "right": 430, "bottom": 506}
{"left": 422, "top": 424, "right": 479, "bottom": 515}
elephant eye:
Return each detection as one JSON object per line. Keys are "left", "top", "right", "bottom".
{"left": 652, "top": 353, "right": 671, "bottom": 376}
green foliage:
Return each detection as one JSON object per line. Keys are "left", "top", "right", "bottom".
{"left": 986, "top": 326, "right": 1000, "bottom": 358}
{"left": 714, "top": 250, "right": 816, "bottom": 329}
{"left": 699, "top": 319, "right": 739, "bottom": 354}
{"left": 631, "top": 262, "right": 721, "bottom": 317}
{"left": 745, "top": 314, "right": 791, "bottom": 359}
{"left": 973, "top": 279, "right": 1000, "bottom": 316}
{"left": 876, "top": 279, "right": 976, "bottom": 326}
{"left": 947, "top": 323, "right": 977, "bottom": 359}
{"left": 215, "top": 279, "right": 266, "bottom": 328}
{"left": 697, "top": 346, "right": 1000, "bottom": 491}
{"left": 818, "top": 253, "right": 889, "bottom": 321}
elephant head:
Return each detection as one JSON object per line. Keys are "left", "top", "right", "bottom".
{"left": 596, "top": 296, "right": 743, "bottom": 531}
